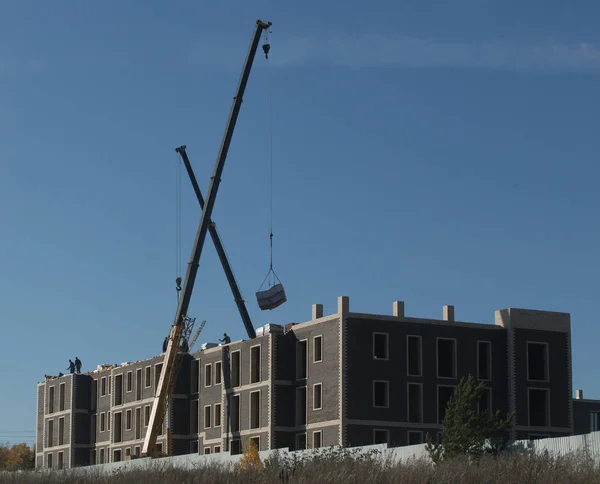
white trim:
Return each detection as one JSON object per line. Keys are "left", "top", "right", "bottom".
{"left": 272, "top": 419, "right": 341, "bottom": 432}
{"left": 407, "top": 382, "right": 423, "bottom": 423}
{"left": 249, "top": 390, "right": 261, "bottom": 429}
{"left": 477, "top": 341, "right": 492, "bottom": 381}
{"left": 250, "top": 344, "right": 262, "bottom": 384}
{"left": 214, "top": 361, "right": 222, "bottom": 385}
{"left": 214, "top": 402, "right": 222, "bottom": 428}
{"left": 406, "top": 335, "right": 422, "bottom": 377}
{"left": 312, "top": 430, "right": 323, "bottom": 448}
{"left": 313, "top": 383, "right": 323, "bottom": 411}
{"left": 125, "top": 409, "right": 132, "bottom": 431}
{"left": 528, "top": 387, "right": 551, "bottom": 427}
{"left": 526, "top": 341, "right": 550, "bottom": 382}
{"left": 373, "top": 380, "right": 389, "bottom": 408}
{"left": 436, "top": 337, "right": 457, "bottom": 379}
{"left": 101, "top": 377, "right": 107, "bottom": 397}
{"left": 437, "top": 384, "right": 457, "bottom": 424}
{"left": 126, "top": 371, "right": 133, "bottom": 393}
{"left": 373, "top": 428, "right": 390, "bottom": 445}
{"left": 373, "top": 332, "right": 389, "bottom": 361}
{"left": 349, "top": 312, "right": 501, "bottom": 330}
{"left": 204, "top": 405, "right": 212, "bottom": 429}
{"left": 313, "top": 335, "right": 323, "bottom": 363}
{"left": 204, "top": 363, "right": 213, "bottom": 388}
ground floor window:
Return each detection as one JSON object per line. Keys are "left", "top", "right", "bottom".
{"left": 295, "top": 433, "right": 307, "bottom": 450}
{"left": 373, "top": 429, "right": 389, "bottom": 446}
{"left": 230, "top": 440, "right": 241, "bottom": 455}
{"left": 408, "top": 431, "right": 423, "bottom": 445}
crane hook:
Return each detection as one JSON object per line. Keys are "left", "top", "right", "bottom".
{"left": 262, "top": 42, "right": 270, "bottom": 59}
{"left": 176, "top": 277, "right": 182, "bottom": 292}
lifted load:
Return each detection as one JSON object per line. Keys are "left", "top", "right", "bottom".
{"left": 256, "top": 283, "right": 287, "bottom": 310}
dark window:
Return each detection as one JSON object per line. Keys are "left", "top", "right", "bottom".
{"left": 205, "top": 364, "right": 212, "bottom": 387}
{"left": 528, "top": 343, "right": 548, "bottom": 381}
{"left": 314, "top": 336, "right": 323, "bottom": 362}
{"left": 478, "top": 388, "right": 492, "bottom": 416}
{"left": 215, "top": 362, "right": 222, "bottom": 385}
{"left": 126, "top": 409, "right": 132, "bottom": 431}
{"left": 373, "top": 429, "right": 389, "bottom": 445}
{"left": 478, "top": 342, "right": 491, "bottom": 380}
{"left": 407, "top": 336, "right": 422, "bottom": 376}
{"left": 144, "top": 406, "right": 150, "bottom": 426}
{"left": 231, "top": 395, "right": 240, "bottom": 432}
{"left": 313, "top": 432, "right": 322, "bottom": 448}
{"left": 250, "top": 437, "right": 260, "bottom": 451}
{"left": 204, "top": 447, "right": 211, "bottom": 455}
{"left": 373, "top": 333, "right": 388, "bottom": 360}
{"left": 529, "top": 389, "right": 549, "bottom": 426}
{"left": 230, "top": 440, "right": 241, "bottom": 455}
{"left": 408, "top": 431, "right": 423, "bottom": 445}
{"left": 47, "top": 420, "right": 54, "bottom": 448}
{"left": 59, "top": 383, "right": 65, "bottom": 412}
{"left": 296, "top": 341, "right": 307, "bottom": 379}
{"left": 592, "top": 412, "right": 600, "bottom": 432}
{"left": 204, "top": 405, "right": 211, "bottom": 429}
{"left": 145, "top": 367, "right": 151, "bottom": 388}
{"left": 91, "top": 380, "right": 98, "bottom": 411}
{"left": 214, "top": 445, "right": 221, "bottom": 453}
{"left": 114, "top": 450, "right": 122, "bottom": 462}
{"left": 114, "top": 413, "right": 122, "bottom": 443}
{"left": 313, "top": 384, "right": 323, "bottom": 410}
{"left": 126, "top": 372, "right": 133, "bottom": 392}
{"left": 408, "top": 383, "right": 422, "bottom": 423}
{"left": 136, "top": 369, "right": 142, "bottom": 400}
{"left": 57, "top": 452, "right": 64, "bottom": 470}
{"left": 231, "top": 352, "right": 241, "bottom": 387}
{"left": 251, "top": 346, "right": 261, "bottom": 383}
{"left": 296, "top": 388, "right": 307, "bottom": 425}
{"left": 156, "top": 443, "right": 163, "bottom": 453}
{"left": 155, "top": 364, "right": 163, "bottom": 390}
{"left": 135, "top": 408, "right": 141, "bottom": 440}
{"left": 295, "top": 433, "right": 306, "bottom": 450}
{"left": 58, "top": 418, "right": 64, "bottom": 446}
{"left": 250, "top": 391, "right": 260, "bottom": 429}
{"left": 190, "top": 360, "right": 199, "bottom": 393}
{"left": 437, "top": 339, "right": 456, "bottom": 378}
{"left": 99, "top": 449, "right": 105, "bottom": 464}
{"left": 215, "top": 403, "right": 221, "bottom": 427}
{"left": 48, "top": 387, "right": 55, "bottom": 414}
{"left": 374, "top": 381, "right": 389, "bottom": 408}
{"left": 190, "top": 400, "right": 198, "bottom": 433}
{"left": 101, "top": 377, "right": 106, "bottom": 397}
{"left": 100, "top": 413, "right": 105, "bottom": 432}
{"left": 114, "top": 374, "right": 123, "bottom": 406}
{"left": 438, "top": 386, "right": 455, "bottom": 424}
{"left": 47, "top": 453, "right": 53, "bottom": 469}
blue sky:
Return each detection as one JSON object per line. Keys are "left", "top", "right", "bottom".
{"left": 1, "top": 0, "right": 599, "bottom": 445}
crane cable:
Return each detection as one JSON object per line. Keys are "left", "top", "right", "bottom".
{"left": 175, "top": 153, "right": 183, "bottom": 301}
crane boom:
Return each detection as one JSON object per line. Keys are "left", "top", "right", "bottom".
{"left": 141, "top": 19, "right": 271, "bottom": 457}
{"left": 176, "top": 145, "right": 256, "bottom": 339}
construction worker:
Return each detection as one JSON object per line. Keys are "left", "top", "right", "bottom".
{"left": 75, "top": 357, "right": 82, "bottom": 374}
{"left": 219, "top": 333, "right": 231, "bottom": 345}
{"left": 67, "top": 360, "right": 75, "bottom": 374}
{"left": 163, "top": 337, "right": 168, "bottom": 353}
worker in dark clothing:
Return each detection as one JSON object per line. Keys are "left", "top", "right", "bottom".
{"left": 219, "top": 333, "right": 231, "bottom": 345}
{"left": 163, "top": 337, "right": 168, "bottom": 353}
{"left": 75, "top": 357, "right": 82, "bottom": 374}
{"left": 67, "top": 360, "right": 75, "bottom": 374}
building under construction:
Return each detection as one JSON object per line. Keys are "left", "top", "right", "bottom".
{"left": 35, "top": 297, "right": 600, "bottom": 469}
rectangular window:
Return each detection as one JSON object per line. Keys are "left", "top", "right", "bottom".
{"left": 478, "top": 341, "right": 492, "bottom": 380}
{"left": 135, "top": 407, "right": 141, "bottom": 440}
{"left": 314, "top": 336, "right": 323, "bottom": 363}
{"left": 126, "top": 371, "right": 133, "bottom": 393}
{"left": 373, "top": 381, "right": 389, "bottom": 408}
{"left": 204, "top": 447, "right": 211, "bottom": 455}
{"left": 155, "top": 364, "right": 163, "bottom": 390}
{"left": 528, "top": 342, "right": 549, "bottom": 382}
{"left": 215, "top": 361, "right": 222, "bottom": 385}
{"left": 407, "top": 383, "right": 422, "bottom": 423}
{"left": 90, "top": 450, "right": 96, "bottom": 466}
{"left": 49, "top": 386, "right": 55, "bottom": 414}
{"left": 438, "top": 386, "right": 456, "bottom": 424}
{"left": 108, "top": 376, "right": 112, "bottom": 395}
{"left": 47, "top": 453, "right": 53, "bottom": 469}
{"left": 250, "top": 391, "right": 260, "bottom": 429}
{"left": 144, "top": 406, "right": 150, "bottom": 427}
{"left": 250, "top": 436, "right": 260, "bottom": 451}
{"left": 231, "top": 351, "right": 241, "bottom": 387}
{"left": 296, "top": 340, "right": 308, "bottom": 379}
{"left": 100, "top": 413, "right": 106, "bottom": 432}
{"left": 478, "top": 388, "right": 492, "bottom": 417}
{"left": 57, "top": 451, "right": 64, "bottom": 470}
{"left": 114, "top": 450, "right": 122, "bottom": 462}
{"left": 101, "top": 377, "right": 107, "bottom": 397}
{"left": 91, "top": 414, "right": 97, "bottom": 442}
{"left": 136, "top": 369, "right": 142, "bottom": 400}
{"left": 190, "top": 441, "right": 199, "bottom": 454}
{"left": 99, "top": 448, "right": 105, "bottom": 465}
{"left": 407, "top": 335, "right": 422, "bottom": 376}
{"left": 296, "top": 387, "right": 307, "bottom": 425}
{"left": 313, "top": 431, "right": 322, "bottom": 448}
{"left": 156, "top": 443, "right": 163, "bottom": 453}
{"left": 214, "top": 403, "right": 222, "bottom": 427}
{"left": 107, "top": 412, "right": 111, "bottom": 431}
{"left": 191, "top": 360, "right": 199, "bottom": 393}
{"left": 205, "top": 364, "right": 212, "bottom": 387}
{"left": 92, "top": 380, "right": 98, "bottom": 410}
{"left": 437, "top": 338, "right": 457, "bottom": 378}
{"left": 230, "top": 440, "right": 241, "bottom": 455}
{"left": 373, "top": 333, "right": 389, "bottom": 360}
{"left": 135, "top": 446, "right": 140, "bottom": 458}
{"left": 125, "top": 448, "right": 131, "bottom": 458}
{"left": 214, "top": 445, "right": 221, "bottom": 453}
{"left": 47, "top": 420, "right": 54, "bottom": 448}
{"left": 408, "top": 431, "right": 423, "bottom": 445}
{"left": 59, "top": 383, "right": 66, "bottom": 412}
{"left": 115, "top": 374, "right": 123, "bottom": 406}
{"left": 231, "top": 395, "right": 240, "bottom": 432}
{"left": 204, "top": 405, "right": 212, "bottom": 429}
{"left": 145, "top": 366, "right": 151, "bottom": 388}
{"left": 373, "top": 429, "right": 389, "bottom": 445}
{"left": 58, "top": 418, "right": 65, "bottom": 446}
{"left": 591, "top": 412, "right": 600, "bottom": 432}
{"left": 190, "top": 400, "right": 199, "bottom": 433}
{"left": 295, "top": 433, "right": 306, "bottom": 450}
{"left": 529, "top": 388, "right": 550, "bottom": 427}
{"left": 250, "top": 345, "right": 261, "bottom": 383}
{"left": 313, "top": 383, "right": 323, "bottom": 410}
{"left": 114, "top": 412, "right": 122, "bottom": 443}
{"left": 126, "top": 409, "right": 132, "bottom": 431}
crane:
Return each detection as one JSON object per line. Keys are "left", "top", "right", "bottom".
{"left": 141, "top": 19, "right": 271, "bottom": 458}
{"left": 176, "top": 145, "right": 256, "bottom": 339}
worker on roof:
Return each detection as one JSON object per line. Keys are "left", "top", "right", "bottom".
{"left": 219, "top": 333, "right": 231, "bottom": 345}
{"left": 67, "top": 360, "right": 75, "bottom": 374}
{"left": 163, "top": 337, "right": 168, "bottom": 353}
{"left": 75, "top": 357, "right": 82, "bottom": 374}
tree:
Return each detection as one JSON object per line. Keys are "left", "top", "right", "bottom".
{"left": 2, "top": 443, "right": 35, "bottom": 471}
{"left": 239, "top": 439, "right": 263, "bottom": 471}
{"left": 426, "top": 375, "right": 514, "bottom": 462}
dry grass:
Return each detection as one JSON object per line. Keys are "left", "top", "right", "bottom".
{"left": 2, "top": 448, "right": 600, "bottom": 483}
